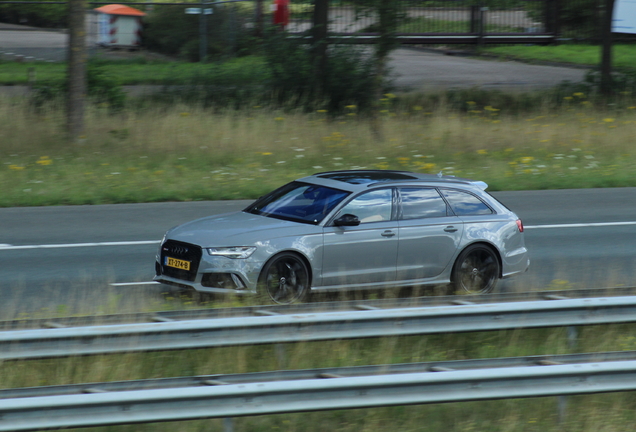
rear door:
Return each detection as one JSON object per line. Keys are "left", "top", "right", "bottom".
{"left": 396, "top": 187, "right": 464, "bottom": 280}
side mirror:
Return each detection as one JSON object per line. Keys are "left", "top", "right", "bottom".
{"left": 334, "top": 214, "right": 360, "bottom": 227}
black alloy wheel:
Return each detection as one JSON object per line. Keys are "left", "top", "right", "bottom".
{"left": 259, "top": 253, "right": 310, "bottom": 304}
{"left": 452, "top": 244, "right": 500, "bottom": 294}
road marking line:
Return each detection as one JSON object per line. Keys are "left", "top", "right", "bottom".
{"left": 110, "top": 281, "right": 160, "bottom": 287}
{"left": 0, "top": 240, "right": 160, "bottom": 250}
{"left": 525, "top": 222, "right": 636, "bottom": 229}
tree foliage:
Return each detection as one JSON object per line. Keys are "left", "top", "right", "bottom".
{"left": 0, "top": 0, "right": 66, "bottom": 28}
{"left": 143, "top": 4, "right": 253, "bottom": 61}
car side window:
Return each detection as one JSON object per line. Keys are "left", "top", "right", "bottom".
{"left": 399, "top": 188, "right": 448, "bottom": 220}
{"left": 441, "top": 189, "right": 493, "bottom": 216}
{"left": 337, "top": 189, "right": 393, "bottom": 224}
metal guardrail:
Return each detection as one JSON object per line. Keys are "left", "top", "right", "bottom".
{"left": 2, "top": 295, "right": 636, "bottom": 361}
{"left": 2, "top": 356, "right": 636, "bottom": 431}
{"left": 3, "top": 350, "right": 636, "bottom": 399}
{"left": 4, "top": 286, "right": 636, "bottom": 331}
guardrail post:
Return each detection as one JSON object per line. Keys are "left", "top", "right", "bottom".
{"left": 224, "top": 417, "right": 235, "bottom": 432}
{"left": 558, "top": 395, "right": 567, "bottom": 423}
{"left": 567, "top": 326, "right": 578, "bottom": 349}
{"left": 276, "top": 343, "right": 287, "bottom": 368}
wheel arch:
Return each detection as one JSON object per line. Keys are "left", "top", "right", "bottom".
{"left": 450, "top": 241, "right": 503, "bottom": 282}
{"left": 259, "top": 249, "right": 314, "bottom": 287}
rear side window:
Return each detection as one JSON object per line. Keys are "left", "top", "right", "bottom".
{"left": 399, "top": 188, "right": 448, "bottom": 220}
{"left": 441, "top": 189, "right": 493, "bottom": 216}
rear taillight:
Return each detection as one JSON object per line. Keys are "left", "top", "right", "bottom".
{"left": 516, "top": 219, "right": 524, "bottom": 232}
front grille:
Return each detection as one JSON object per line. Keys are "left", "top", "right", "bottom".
{"left": 159, "top": 240, "right": 202, "bottom": 282}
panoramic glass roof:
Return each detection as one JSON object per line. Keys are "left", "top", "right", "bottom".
{"left": 317, "top": 171, "right": 418, "bottom": 185}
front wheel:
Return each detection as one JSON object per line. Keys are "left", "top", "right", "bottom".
{"left": 451, "top": 244, "right": 500, "bottom": 295}
{"left": 258, "top": 253, "right": 310, "bottom": 304}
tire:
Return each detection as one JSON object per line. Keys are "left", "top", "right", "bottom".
{"left": 258, "top": 253, "right": 310, "bottom": 304}
{"left": 451, "top": 244, "right": 500, "bottom": 295}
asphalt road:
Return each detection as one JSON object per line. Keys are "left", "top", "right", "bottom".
{"left": 1, "top": 188, "right": 635, "bottom": 316}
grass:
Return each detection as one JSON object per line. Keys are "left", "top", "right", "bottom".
{"left": 484, "top": 44, "right": 636, "bottom": 70}
{"left": 2, "top": 92, "right": 636, "bottom": 207}
{"left": 0, "top": 55, "right": 268, "bottom": 86}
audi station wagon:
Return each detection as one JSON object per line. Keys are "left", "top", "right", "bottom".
{"left": 154, "top": 170, "right": 529, "bottom": 303}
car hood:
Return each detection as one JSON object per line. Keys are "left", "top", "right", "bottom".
{"left": 166, "top": 211, "right": 320, "bottom": 247}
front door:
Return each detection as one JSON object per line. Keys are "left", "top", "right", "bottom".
{"left": 321, "top": 188, "right": 398, "bottom": 287}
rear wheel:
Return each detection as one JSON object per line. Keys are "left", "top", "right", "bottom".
{"left": 451, "top": 244, "right": 500, "bottom": 295}
{"left": 258, "top": 253, "right": 310, "bottom": 304}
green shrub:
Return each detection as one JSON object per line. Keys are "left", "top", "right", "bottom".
{"left": 527, "top": 0, "right": 601, "bottom": 40}
{"left": 0, "top": 0, "right": 66, "bottom": 28}
{"left": 143, "top": 4, "right": 253, "bottom": 61}
{"left": 262, "top": 30, "right": 384, "bottom": 112}
{"left": 30, "top": 63, "right": 126, "bottom": 111}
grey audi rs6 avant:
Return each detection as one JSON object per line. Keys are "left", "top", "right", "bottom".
{"left": 155, "top": 170, "right": 529, "bottom": 303}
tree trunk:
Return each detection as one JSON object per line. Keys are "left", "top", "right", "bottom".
{"left": 600, "top": 0, "right": 615, "bottom": 96}
{"left": 67, "top": 0, "right": 87, "bottom": 143}
{"left": 312, "top": 0, "right": 329, "bottom": 90}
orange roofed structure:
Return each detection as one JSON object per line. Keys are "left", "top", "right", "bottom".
{"left": 94, "top": 4, "right": 146, "bottom": 47}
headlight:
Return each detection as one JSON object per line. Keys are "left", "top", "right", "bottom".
{"left": 206, "top": 247, "right": 256, "bottom": 259}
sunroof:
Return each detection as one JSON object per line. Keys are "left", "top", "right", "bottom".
{"left": 317, "top": 171, "right": 417, "bottom": 185}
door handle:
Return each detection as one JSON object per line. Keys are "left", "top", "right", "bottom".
{"left": 381, "top": 230, "right": 396, "bottom": 237}
{"left": 444, "top": 226, "right": 458, "bottom": 233}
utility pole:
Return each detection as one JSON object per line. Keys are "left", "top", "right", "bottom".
{"left": 67, "top": 0, "right": 87, "bottom": 142}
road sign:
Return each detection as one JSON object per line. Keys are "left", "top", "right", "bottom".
{"left": 613, "top": 0, "right": 636, "bottom": 34}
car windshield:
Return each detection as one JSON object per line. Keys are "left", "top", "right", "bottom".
{"left": 245, "top": 181, "right": 350, "bottom": 224}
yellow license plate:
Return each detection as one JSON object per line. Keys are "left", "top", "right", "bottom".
{"left": 165, "top": 257, "right": 191, "bottom": 271}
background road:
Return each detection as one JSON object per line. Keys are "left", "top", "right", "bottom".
{"left": 1, "top": 188, "right": 635, "bottom": 315}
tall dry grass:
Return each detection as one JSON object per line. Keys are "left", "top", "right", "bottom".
{"left": 2, "top": 95, "right": 636, "bottom": 207}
